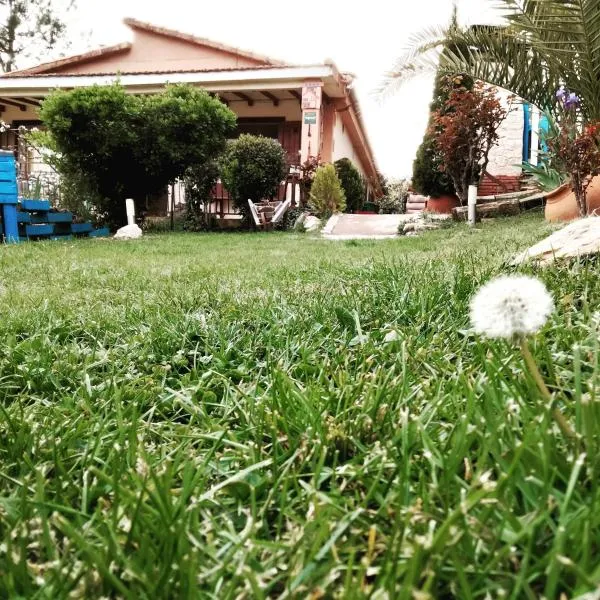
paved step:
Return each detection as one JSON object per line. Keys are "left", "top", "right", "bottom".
{"left": 323, "top": 214, "right": 410, "bottom": 239}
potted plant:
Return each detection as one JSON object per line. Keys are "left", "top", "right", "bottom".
{"left": 544, "top": 89, "right": 600, "bottom": 221}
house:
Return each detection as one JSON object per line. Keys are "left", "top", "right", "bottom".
{"left": 0, "top": 18, "right": 382, "bottom": 217}
{"left": 478, "top": 91, "right": 547, "bottom": 197}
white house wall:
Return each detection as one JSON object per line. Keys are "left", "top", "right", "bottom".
{"left": 332, "top": 114, "right": 367, "bottom": 177}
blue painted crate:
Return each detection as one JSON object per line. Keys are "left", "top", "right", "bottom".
{"left": 17, "top": 212, "right": 31, "bottom": 223}
{"left": 89, "top": 227, "right": 110, "bottom": 238}
{"left": 72, "top": 222, "right": 93, "bottom": 234}
{"left": 0, "top": 193, "right": 17, "bottom": 205}
{"left": 0, "top": 182, "right": 17, "bottom": 193}
{"left": 46, "top": 212, "right": 73, "bottom": 224}
{"left": 21, "top": 199, "right": 51, "bottom": 212}
{"left": 25, "top": 224, "right": 55, "bottom": 237}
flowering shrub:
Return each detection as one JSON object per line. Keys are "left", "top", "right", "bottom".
{"left": 431, "top": 79, "right": 510, "bottom": 204}
{"left": 378, "top": 179, "right": 409, "bottom": 214}
{"left": 545, "top": 87, "right": 600, "bottom": 217}
{"left": 299, "top": 155, "right": 321, "bottom": 207}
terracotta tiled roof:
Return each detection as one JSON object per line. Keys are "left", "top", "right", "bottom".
{"left": 1, "top": 64, "right": 321, "bottom": 78}
{"left": 123, "top": 18, "right": 289, "bottom": 67}
{"left": 2, "top": 43, "right": 132, "bottom": 78}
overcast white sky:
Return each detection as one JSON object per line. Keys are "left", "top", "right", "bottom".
{"left": 58, "top": 0, "right": 501, "bottom": 178}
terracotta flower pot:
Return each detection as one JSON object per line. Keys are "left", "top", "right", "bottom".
{"left": 426, "top": 195, "right": 460, "bottom": 214}
{"left": 545, "top": 176, "right": 600, "bottom": 222}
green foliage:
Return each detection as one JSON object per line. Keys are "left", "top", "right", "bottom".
{"left": 220, "top": 134, "right": 287, "bottom": 211}
{"left": 412, "top": 45, "right": 472, "bottom": 198}
{"left": 309, "top": 164, "right": 346, "bottom": 218}
{"left": 379, "top": 178, "right": 409, "bottom": 213}
{"left": 2, "top": 215, "right": 600, "bottom": 597}
{"left": 382, "top": 0, "right": 600, "bottom": 123}
{"left": 274, "top": 206, "right": 306, "bottom": 231}
{"left": 521, "top": 161, "right": 568, "bottom": 192}
{"left": 40, "top": 83, "right": 236, "bottom": 227}
{"left": 183, "top": 161, "right": 219, "bottom": 231}
{"left": 334, "top": 158, "right": 365, "bottom": 213}
{"left": 0, "top": 0, "right": 73, "bottom": 72}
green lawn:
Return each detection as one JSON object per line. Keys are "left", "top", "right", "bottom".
{"left": 1, "top": 214, "right": 600, "bottom": 599}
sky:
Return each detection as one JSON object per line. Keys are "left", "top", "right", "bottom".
{"left": 57, "top": 0, "right": 501, "bottom": 178}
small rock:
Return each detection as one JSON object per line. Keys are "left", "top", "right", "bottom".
{"left": 114, "top": 224, "right": 143, "bottom": 240}
{"left": 303, "top": 216, "right": 321, "bottom": 232}
{"left": 513, "top": 216, "right": 600, "bottom": 265}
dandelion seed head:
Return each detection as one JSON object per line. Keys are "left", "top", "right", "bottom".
{"left": 470, "top": 275, "right": 554, "bottom": 339}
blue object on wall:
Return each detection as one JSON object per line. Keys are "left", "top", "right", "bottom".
{"left": 539, "top": 113, "right": 550, "bottom": 152}
{"left": 0, "top": 150, "right": 18, "bottom": 243}
{"left": 523, "top": 103, "right": 532, "bottom": 163}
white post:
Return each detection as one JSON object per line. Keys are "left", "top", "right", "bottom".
{"left": 468, "top": 185, "right": 478, "bottom": 226}
{"left": 126, "top": 198, "right": 135, "bottom": 226}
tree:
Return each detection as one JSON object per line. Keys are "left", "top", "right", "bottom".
{"left": 220, "top": 134, "right": 287, "bottom": 209}
{"left": 431, "top": 80, "right": 509, "bottom": 204}
{"left": 381, "top": 0, "right": 600, "bottom": 123}
{"left": 409, "top": 6, "right": 473, "bottom": 198}
{"left": 0, "top": 0, "right": 73, "bottom": 72}
{"left": 334, "top": 158, "right": 364, "bottom": 213}
{"left": 40, "top": 83, "right": 237, "bottom": 226}
{"left": 309, "top": 164, "right": 346, "bottom": 218}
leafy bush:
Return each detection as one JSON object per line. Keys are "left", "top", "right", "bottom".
{"left": 299, "top": 155, "right": 321, "bottom": 206}
{"left": 39, "top": 84, "right": 236, "bottom": 228}
{"left": 309, "top": 164, "right": 346, "bottom": 218}
{"left": 274, "top": 206, "right": 306, "bottom": 231}
{"left": 379, "top": 179, "right": 409, "bottom": 214}
{"left": 183, "top": 161, "right": 219, "bottom": 231}
{"left": 334, "top": 158, "right": 365, "bottom": 213}
{"left": 220, "top": 134, "right": 287, "bottom": 212}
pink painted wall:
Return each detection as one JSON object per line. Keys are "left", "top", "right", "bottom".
{"left": 51, "top": 28, "right": 265, "bottom": 75}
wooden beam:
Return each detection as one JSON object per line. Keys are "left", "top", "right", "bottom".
{"left": 216, "top": 94, "right": 229, "bottom": 107}
{"left": 289, "top": 90, "right": 302, "bottom": 102}
{"left": 261, "top": 91, "right": 280, "bottom": 106}
{"left": 0, "top": 98, "right": 27, "bottom": 111}
{"left": 232, "top": 91, "right": 254, "bottom": 106}
{"left": 0, "top": 105, "right": 6, "bottom": 113}
{"left": 14, "top": 97, "right": 41, "bottom": 107}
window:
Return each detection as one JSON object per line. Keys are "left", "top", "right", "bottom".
{"left": 235, "top": 119, "right": 282, "bottom": 140}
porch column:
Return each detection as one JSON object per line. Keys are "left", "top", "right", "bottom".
{"left": 300, "top": 81, "right": 323, "bottom": 164}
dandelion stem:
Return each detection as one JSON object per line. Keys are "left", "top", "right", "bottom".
{"left": 519, "top": 337, "right": 577, "bottom": 441}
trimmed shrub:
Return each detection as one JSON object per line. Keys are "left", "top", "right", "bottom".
{"left": 183, "top": 161, "right": 219, "bottom": 231}
{"left": 334, "top": 158, "right": 365, "bottom": 213}
{"left": 40, "top": 83, "right": 236, "bottom": 228}
{"left": 220, "top": 134, "right": 287, "bottom": 211}
{"left": 309, "top": 164, "right": 346, "bottom": 218}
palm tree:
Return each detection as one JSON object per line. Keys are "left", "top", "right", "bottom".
{"left": 381, "top": 0, "right": 600, "bottom": 122}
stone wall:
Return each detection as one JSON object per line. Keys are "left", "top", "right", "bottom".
{"left": 486, "top": 92, "right": 524, "bottom": 177}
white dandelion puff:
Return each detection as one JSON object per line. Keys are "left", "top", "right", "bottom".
{"left": 470, "top": 275, "right": 554, "bottom": 339}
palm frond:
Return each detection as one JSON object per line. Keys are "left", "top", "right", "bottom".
{"left": 377, "top": 26, "right": 447, "bottom": 96}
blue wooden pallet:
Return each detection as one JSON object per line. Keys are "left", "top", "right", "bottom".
{"left": 21, "top": 199, "right": 51, "bottom": 212}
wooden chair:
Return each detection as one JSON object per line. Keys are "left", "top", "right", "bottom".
{"left": 271, "top": 198, "right": 291, "bottom": 226}
{"left": 248, "top": 199, "right": 266, "bottom": 228}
